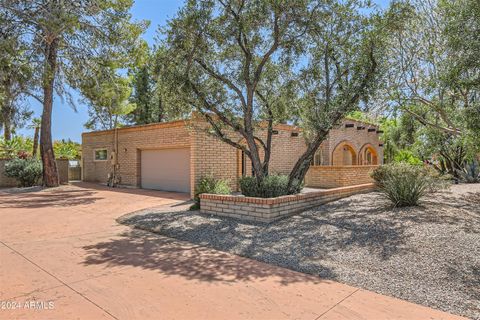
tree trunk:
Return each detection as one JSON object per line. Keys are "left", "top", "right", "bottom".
{"left": 40, "top": 39, "right": 59, "bottom": 187}
{"left": 287, "top": 130, "right": 328, "bottom": 193}
{"left": 3, "top": 114, "right": 11, "bottom": 141}
{"left": 32, "top": 126, "right": 39, "bottom": 157}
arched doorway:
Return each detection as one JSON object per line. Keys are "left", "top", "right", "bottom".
{"left": 359, "top": 144, "right": 378, "bottom": 165}
{"left": 332, "top": 141, "right": 357, "bottom": 165}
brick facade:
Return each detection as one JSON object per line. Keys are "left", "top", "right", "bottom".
{"left": 82, "top": 118, "right": 383, "bottom": 197}
{"left": 305, "top": 165, "right": 377, "bottom": 188}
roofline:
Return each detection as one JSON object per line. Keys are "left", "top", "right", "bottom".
{"left": 81, "top": 116, "right": 375, "bottom": 138}
{"left": 81, "top": 119, "right": 190, "bottom": 137}
{"left": 343, "top": 117, "right": 379, "bottom": 127}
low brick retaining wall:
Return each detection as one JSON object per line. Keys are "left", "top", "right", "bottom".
{"left": 305, "top": 165, "right": 378, "bottom": 188}
{"left": 200, "top": 183, "right": 375, "bottom": 223}
{"left": 0, "top": 158, "right": 69, "bottom": 188}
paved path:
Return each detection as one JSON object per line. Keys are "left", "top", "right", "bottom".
{"left": 0, "top": 183, "right": 466, "bottom": 320}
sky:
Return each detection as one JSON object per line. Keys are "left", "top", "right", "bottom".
{"left": 16, "top": 0, "right": 390, "bottom": 143}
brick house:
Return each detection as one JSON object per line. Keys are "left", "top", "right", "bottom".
{"left": 81, "top": 118, "right": 383, "bottom": 196}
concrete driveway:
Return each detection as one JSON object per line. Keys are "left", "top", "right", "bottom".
{"left": 0, "top": 183, "right": 465, "bottom": 320}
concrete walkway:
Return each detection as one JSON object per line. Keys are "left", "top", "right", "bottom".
{"left": 0, "top": 183, "right": 465, "bottom": 320}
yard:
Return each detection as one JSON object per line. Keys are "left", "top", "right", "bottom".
{"left": 120, "top": 183, "right": 480, "bottom": 320}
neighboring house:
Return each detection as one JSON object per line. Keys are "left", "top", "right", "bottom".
{"left": 81, "top": 117, "right": 383, "bottom": 196}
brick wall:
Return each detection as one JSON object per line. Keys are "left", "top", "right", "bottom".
{"left": 81, "top": 117, "right": 382, "bottom": 197}
{"left": 304, "top": 165, "right": 377, "bottom": 188}
{"left": 82, "top": 121, "right": 190, "bottom": 186}
{"left": 200, "top": 183, "right": 376, "bottom": 223}
{"left": 0, "top": 159, "right": 69, "bottom": 188}
{"left": 326, "top": 119, "right": 383, "bottom": 165}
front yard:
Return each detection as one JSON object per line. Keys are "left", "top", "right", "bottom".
{"left": 119, "top": 184, "right": 480, "bottom": 319}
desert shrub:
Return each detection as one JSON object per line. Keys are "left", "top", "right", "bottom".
{"left": 4, "top": 158, "right": 43, "bottom": 187}
{"left": 371, "top": 163, "right": 447, "bottom": 207}
{"left": 194, "top": 176, "right": 231, "bottom": 207}
{"left": 239, "top": 174, "right": 300, "bottom": 198}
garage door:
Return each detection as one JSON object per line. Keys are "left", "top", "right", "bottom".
{"left": 141, "top": 148, "right": 190, "bottom": 193}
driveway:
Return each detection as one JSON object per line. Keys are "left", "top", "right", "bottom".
{"left": 0, "top": 182, "right": 465, "bottom": 320}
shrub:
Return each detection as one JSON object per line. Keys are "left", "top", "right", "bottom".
{"left": 371, "top": 163, "right": 447, "bottom": 207}
{"left": 194, "top": 176, "right": 231, "bottom": 206}
{"left": 239, "top": 174, "right": 299, "bottom": 198}
{"left": 4, "top": 158, "right": 43, "bottom": 187}
{"left": 394, "top": 150, "right": 423, "bottom": 165}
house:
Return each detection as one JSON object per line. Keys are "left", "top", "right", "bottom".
{"left": 81, "top": 117, "right": 383, "bottom": 196}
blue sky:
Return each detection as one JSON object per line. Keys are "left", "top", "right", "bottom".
{"left": 17, "top": 0, "right": 390, "bottom": 143}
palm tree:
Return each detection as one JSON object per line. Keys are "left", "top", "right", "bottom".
{"left": 27, "top": 118, "right": 41, "bottom": 157}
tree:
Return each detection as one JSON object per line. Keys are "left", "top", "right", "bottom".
{"left": 82, "top": 66, "right": 136, "bottom": 131}
{"left": 379, "top": 0, "right": 480, "bottom": 173}
{"left": 1, "top": 0, "right": 146, "bottom": 186}
{"left": 27, "top": 117, "right": 41, "bottom": 157}
{"left": 160, "top": 0, "right": 389, "bottom": 192}
{"left": 53, "top": 139, "right": 81, "bottom": 160}
{"left": 384, "top": 0, "right": 478, "bottom": 137}
{"left": 129, "top": 63, "right": 154, "bottom": 125}
{"left": 0, "top": 9, "right": 33, "bottom": 140}
{"left": 127, "top": 45, "right": 190, "bottom": 125}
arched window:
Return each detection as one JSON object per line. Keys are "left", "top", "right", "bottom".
{"left": 332, "top": 141, "right": 357, "bottom": 165}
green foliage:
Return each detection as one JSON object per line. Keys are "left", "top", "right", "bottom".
{"left": 456, "top": 161, "right": 480, "bottom": 183}
{"left": 239, "top": 175, "right": 299, "bottom": 198}
{"left": 4, "top": 158, "right": 42, "bottom": 187}
{"left": 194, "top": 176, "right": 231, "bottom": 205}
{"left": 0, "top": 136, "right": 33, "bottom": 158}
{"left": 53, "top": 140, "right": 81, "bottom": 160}
{"left": 372, "top": 163, "right": 447, "bottom": 207}
{"left": 394, "top": 150, "right": 422, "bottom": 165}
{"left": 81, "top": 66, "right": 137, "bottom": 130}
{"left": 159, "top": 0, "right": 391, "bottom": 190}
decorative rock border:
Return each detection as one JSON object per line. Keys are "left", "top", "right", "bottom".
{"left": 199, "top": 183, "right": 376, "bottom": 223}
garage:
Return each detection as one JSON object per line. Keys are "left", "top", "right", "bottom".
{"left": 141, "top": 148, "right": 190, "bottom": 193}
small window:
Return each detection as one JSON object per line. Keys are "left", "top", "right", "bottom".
{"left": 94, "top": 149, "right": 108, "bottom": 161}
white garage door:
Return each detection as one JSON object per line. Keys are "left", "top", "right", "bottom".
{"left": 141, "top": 148, "right": 190, "bottom": 193}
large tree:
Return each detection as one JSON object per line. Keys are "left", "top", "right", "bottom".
{"left": 82, "top": 68, "right": 136, "bottom": 131}
{"left": 160, "top": 0, "right": 389, "bottom": 192}
{"left": 1, "top": 0, "right": 146, "bottom": 186}
{"left": 378, "top": 0, "right": 480, "bottom": 173}
{"left": 0, "top": 9, "right": 33, "bottom": 141}
{"left": 384, "top": 0, "right": 479, "bottom": 137}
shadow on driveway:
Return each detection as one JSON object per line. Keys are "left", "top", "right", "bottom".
{"left": 81, "top": 229, "right": 329, "bottom": 285}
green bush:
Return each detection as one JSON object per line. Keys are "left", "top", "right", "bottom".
{"left": 4, "top": 158, "right": 43, "bottom": 187}
{"left": 194, "top": 176, "right": 231, "bottom": 206}
{"left": 394, "top": 150, "right": 423, "bottom": 165}
{"left": 371, "top": 163, "right": 447, "bottom": 207}
{"left": 239, "top": 174, "right": 299, "bottom": 198}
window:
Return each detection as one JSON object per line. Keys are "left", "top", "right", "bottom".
{"left": 94, "top": 149, "right": 108, "bottom": 161}
{"left": 312, "top": 148, "right": 323, "bottom": 166}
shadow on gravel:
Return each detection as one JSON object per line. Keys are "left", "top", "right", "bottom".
{"left": 81, "top": 228, "right": 330, "bottom": 285}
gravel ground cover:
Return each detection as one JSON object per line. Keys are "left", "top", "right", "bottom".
{"left": 119, "top": 184, "right": 480, "bottom": 319}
